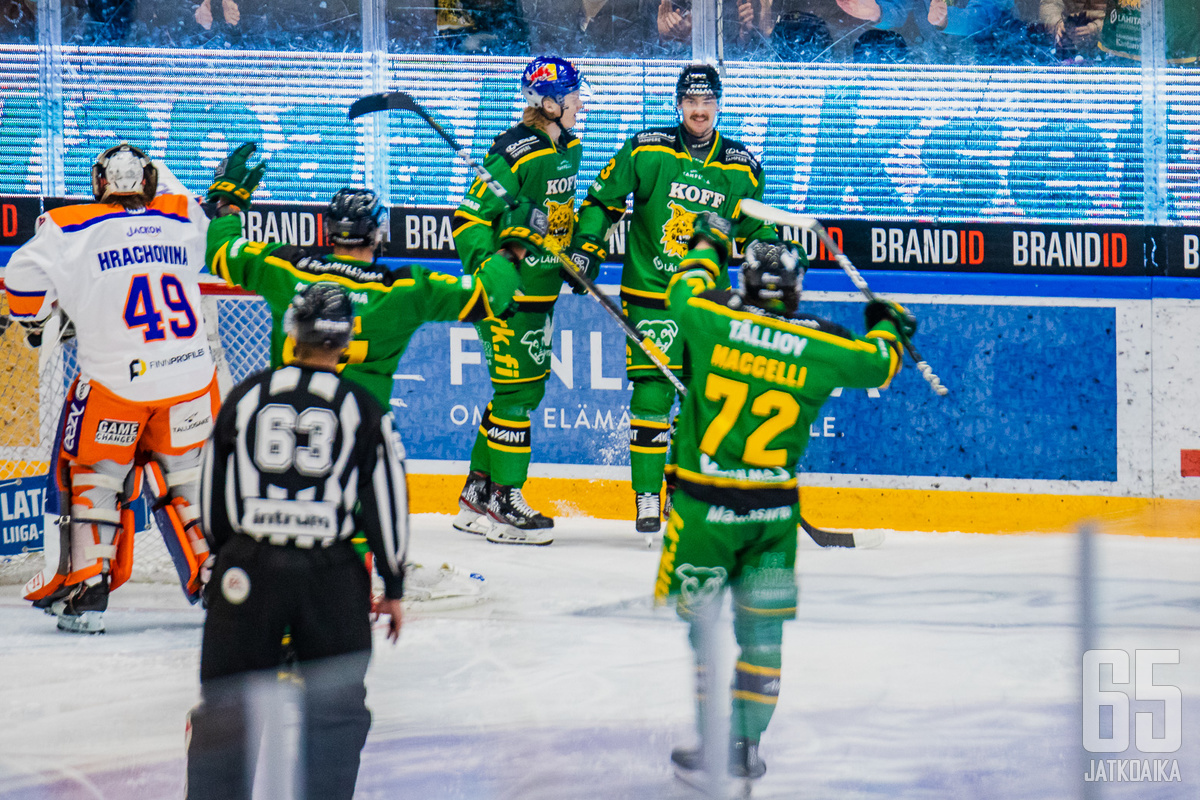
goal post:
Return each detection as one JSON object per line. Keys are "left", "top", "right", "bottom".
{"left": 0, "top": 278, "right": 271, "bottom": 586}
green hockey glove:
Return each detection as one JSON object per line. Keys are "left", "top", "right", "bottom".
{"left": 865, "top": 299, "right": 917, "bottom": 342}
{"left": 207, "top": 142, "right": 267, "bottom": 212}
{"left": 687, "top": 211, "right": 734, "bottom": 267}
{"left": 497, "top": 199, "right": 549, "bottom": 261}
{"left": 563, "top": 234, "right": 606, "bottom": 294}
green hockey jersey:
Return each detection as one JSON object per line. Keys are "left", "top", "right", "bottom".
{"left": 453, "top": 123, "right": 582, "bottom": 312}
{"left": 207, "top": 213, "right": 519, "bottom": 408}
{"left": 577, "top": 126, "right": 778, "bottom": 310}
{"left": 664, "top": 257, "right": 902, "bottom": 508}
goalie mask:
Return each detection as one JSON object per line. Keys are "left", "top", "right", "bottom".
{"left": 741, "top": 241, "right": 804, "bottom": 315}
{"left": 325, "top": 187, "right": 385, "bottom": 248}
{"left": 284, "top": 282, "right": 354, "bottom": 350}
{"left": 91, "top": 143, "right": 157, "bottom": 205}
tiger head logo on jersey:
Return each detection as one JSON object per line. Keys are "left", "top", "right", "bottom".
{"left": 660, "top": 201, "right": 697, "bottom": 260}
{"left": 544, "top": 199, "right": 575, "bottom": 253}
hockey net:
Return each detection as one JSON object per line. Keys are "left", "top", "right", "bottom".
{"left": 0, "top": 280, "right": 270, "bottom": 587}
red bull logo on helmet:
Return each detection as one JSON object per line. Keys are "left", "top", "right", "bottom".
{"left": 527, "top": 63, "right": 559, "bottom": 84}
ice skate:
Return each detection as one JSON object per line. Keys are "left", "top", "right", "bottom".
{"left": 403, "top": 562, "right": 487, "bottom": 605}
{"left": 452, "top": 471, "right": 492, "bottom": 535}
{"left": 671, "top": 738, "right": 762, "bottom": 798}
{"left": 635, "top": 492, "right": 661, "bottom": 542}
{"left": 485, "top": 485, "right": 554, "bottom": 546}
{"left": 55, "top": 579, "right": 109, "bottom": 634}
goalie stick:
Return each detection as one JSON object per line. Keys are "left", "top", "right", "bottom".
{"left": 348, "top": 91, "right": 687, "bottom": 397}
{"left": 738, "top": 199, "right": 949, "bottom": 397}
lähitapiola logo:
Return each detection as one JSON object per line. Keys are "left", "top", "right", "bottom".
{"left": 1083, "top": 649, "right": 1182, "bottom": 783}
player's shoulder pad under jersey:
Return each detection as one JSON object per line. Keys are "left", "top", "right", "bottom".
{"left": 701, "top": 290, "right": 856, "bottom": 340}
{"left": 292, "top": 255, "right": 399, "bottom": 286}
{"left": 789, "top": 312, "right": 855, "bottom": 340}
{"left": 633, "top": 126, "right": 679, "bottom": 149}
{"left": 491, "top": 124, "right": 553, "bottom": 167}
{"left": 713, "top": 136, "right": 763, "bottom": 174}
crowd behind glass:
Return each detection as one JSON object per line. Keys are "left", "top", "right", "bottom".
{"left": 3, "top": 0, "right": 1197, "bottom": 66}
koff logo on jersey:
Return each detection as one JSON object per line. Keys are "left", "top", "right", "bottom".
{"left": 668, "top": 182, "right": 727, "bottom": 209}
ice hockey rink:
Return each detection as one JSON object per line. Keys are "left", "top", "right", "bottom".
{"left": 1, "top": 515, "right": 1196, "bottom": 800}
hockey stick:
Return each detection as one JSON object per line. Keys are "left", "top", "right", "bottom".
{"left": 349, "top": 91, "right": 688, "bottom": 397}
{"left": 738, "top": 199, "right": 949, "bottom": 397}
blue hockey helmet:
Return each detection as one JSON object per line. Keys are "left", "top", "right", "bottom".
{"left": 521, "top": 56, "right": 584, "bottom": 109}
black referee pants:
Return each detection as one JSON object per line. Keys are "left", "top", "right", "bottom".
{"left": 186, "top": 536, "right": 374, "bottom": 800}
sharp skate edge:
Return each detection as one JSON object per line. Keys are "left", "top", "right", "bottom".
{"left": 674, "top": 765, "right": 752, "bottom": 799}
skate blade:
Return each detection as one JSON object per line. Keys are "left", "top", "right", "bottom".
{"left": 673, "top": 767, "right": 752, "bottom": 799}
{"left": 57, "top": 611, "right": 105, "bottom": 634}
{"left": 485, "top": 525, "right": 553, "bottom": 546}
{"left": 452, "top": 510, "right": 491, "bottom": 535}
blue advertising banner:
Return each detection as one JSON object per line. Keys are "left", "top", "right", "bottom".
{"left": 0, "top": 475, "right": 48, "bottom": 555}
{"left": 390, "top": 294, "right": 1117, "bottom": 482}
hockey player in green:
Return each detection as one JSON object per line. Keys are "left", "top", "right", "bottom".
{"left": 205, "top": 150, "right": 549, "bottom": 412}
{"left": 451, "top": 56, "right": 586, "bottom": 546}
{"left": 656, "top": 212, "right": 916, "bottom": 787}
{"left": 572, "top": 64, "right": 780, "bottom": 535}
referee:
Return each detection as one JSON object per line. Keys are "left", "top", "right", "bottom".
{"left": 186, "top": 282, "right": 407, "bottom": 800}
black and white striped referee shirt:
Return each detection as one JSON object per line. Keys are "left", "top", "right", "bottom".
{"left": 199, "top": 365, "right": 408, "bottom": 599}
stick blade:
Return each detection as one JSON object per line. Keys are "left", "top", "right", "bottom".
{"left": 348, "top": 91, "right": 421, "bottom": 121}
{"left": 738, "top": 199, "right": 819, "bottom": 232}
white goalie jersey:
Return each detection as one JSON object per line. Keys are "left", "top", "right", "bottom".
{"left": 4, "top": 163, "right": 215, "bottom": 403}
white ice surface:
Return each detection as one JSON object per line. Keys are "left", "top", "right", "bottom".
{"left": 1, "top": 517, "right": 1197, "bottom": 799}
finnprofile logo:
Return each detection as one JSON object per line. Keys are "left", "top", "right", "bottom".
{"left": 1083, "top": 649, "right": 1182, "bottom": 783}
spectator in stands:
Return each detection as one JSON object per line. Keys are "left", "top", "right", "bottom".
{"left": 770, "top": 9, "right": 834, "bottom": 60}
{"left": 435, "top": 0, "right": 529, "bottom": 55}
{"left": 657, "top": 0, "right": 770, "bottom": 55}
{"left": 836, "top": 0, "right": 1051, "bottom": 62}
{"left": 852, "top": 27, "right": 911, "bottom": 61}
{"left": 1, "top": 0, "right": 35, "bottom": 42}
{"left": 527, "top": 0, "right": 658, "bottom": 57}
{"left": 194, "top": 0, "right": 240, "bottom": 30}
{"left": 1040, "top": 0, "right": 1104, "bottom": 60}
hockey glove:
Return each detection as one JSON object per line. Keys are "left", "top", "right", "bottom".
{"left": 207, "top": 142, "right": 267, "bottom": 212}
{"left": 563, "top": 234, "right": 606, "bottom": 294}
{"left": 865, "top": 299, "right": 917, "bottom": 342}
{"left": 497, "top": 199, "right": 549, "bottom": 261}
{"left": 687, "top": 211, "right": 734, "bottom": 267}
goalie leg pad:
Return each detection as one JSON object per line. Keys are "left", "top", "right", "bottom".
{"left": 63, "top": 459, "right": 130, "bottom": 586}
{"left": 145, "top": 453, "right": 208, "bottom": 603}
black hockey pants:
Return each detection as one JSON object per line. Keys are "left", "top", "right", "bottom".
{"left": 186, "top": 535, "right": 374, "bottom": 800}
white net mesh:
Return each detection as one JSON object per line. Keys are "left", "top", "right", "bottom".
{"left": 0, "top": 283, "right": 271, "bottom": 587}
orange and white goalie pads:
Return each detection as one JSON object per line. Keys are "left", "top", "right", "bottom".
{"left": 144, "top": 455, "right": 209, "bottom": 603}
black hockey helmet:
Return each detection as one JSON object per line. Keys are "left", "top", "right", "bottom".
{"left": 91, "top": 142, "right": 157, "bottom": 205}
{"left": 675, "top": 64, "right": 722, "bottom": 105}
{"left": 285, "top": 282, "right": 355, "bottom": 350}
{"left": 741, "top": 241, "right": 804, "bottom": 314}
{"left": 325, "top": 187, "right": 385, "bottom": 248}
